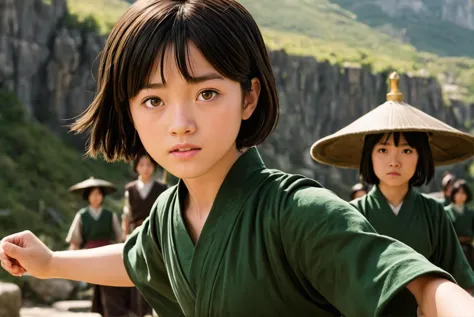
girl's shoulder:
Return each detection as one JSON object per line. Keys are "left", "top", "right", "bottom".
{"left": 419, "top": 191, "right": 446, "bottom": 210}
{"left": 465, "top": 206, "right": 474, "bottom": 216}
{"left": 259, "top": 169, "right": 361, "bottom": 221}
{"left": 125, "top": 180, "right": 139, "bottom": 190}
{"left": 77, "top": 207, "right": 89, "bottom": 215}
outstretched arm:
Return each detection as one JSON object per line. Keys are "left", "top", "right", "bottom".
{"left": 0, "top": 231, "right": 133, "bottom": 287}
{"left": 408, "top": 276, "right": 474, "bottom": 317}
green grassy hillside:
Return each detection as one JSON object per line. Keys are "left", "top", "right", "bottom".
{"left": 64, "top": 0, "right": 474, "bottom": 102}
{"left": 0, "top": 91, "right": 130, "bottom": 247}
{"left": 332, "top": 0, "right": 474, "bottom": 57}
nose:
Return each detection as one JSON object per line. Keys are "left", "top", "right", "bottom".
{"left": 168, "top": 103, "right": 196, "bottom": 136}
{"left": 389, "top": 152, "right": 401, "bottom": 168}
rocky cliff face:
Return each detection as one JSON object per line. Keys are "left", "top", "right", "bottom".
{"left": 376, "top": 0, "right": 474, "bottom": 30}
{"left": 1, "top": 0, "right": 472, "bottom": 197}
{"left": 261, "top": 50, "right": 473, "bottom": 196}
{"left": 0, "top": 0, "right": 104, "bottom": 135}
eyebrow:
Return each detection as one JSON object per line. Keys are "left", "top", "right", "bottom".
{"left": 141, "top": 73, "right": 225, "bottom": 90}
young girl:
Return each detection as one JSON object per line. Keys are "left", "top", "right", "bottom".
{"left": 445, "top": 179, "right": 474, "bottom": 270}
{"left": 428, "top": 172, "right": 456, "bottom": 206}
{"left": 122, "top": 152, "right": 168, "bottom": 317}
{"left": 1, "top": 1, "right": 474, "bottom": 316}
{"left": 122, "top": 151, "right": 168, "bottom": 241}
{"left": 311, "top": 72, "right": 474, "bottom": 315}
{"left": 66, "top": 177, "right": 129, "bottom": 317}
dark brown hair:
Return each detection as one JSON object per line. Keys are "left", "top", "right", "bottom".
{"left": 360, "top": 132, "right": 435, "bottom": 187}
{"left": 71, "top": 0, "right": 279, "bottom": 161}
{"left": 450, "top": 179, "right": 472, "bottom": 204}
{"left": 83, "top": 187, "right": 105, "bottom": 201}
{"left": 133, "top": 151, "right": 158, "bottom": 173}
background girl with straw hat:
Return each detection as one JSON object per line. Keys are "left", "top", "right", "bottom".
{"left": 66, "top": 177, "right": 129, "bottom": 317}
{"left": 121, "top": 152, "right": 169, "bottom": 317}
{"left": 312, "top": 72, "right": 474, "bottom": 316}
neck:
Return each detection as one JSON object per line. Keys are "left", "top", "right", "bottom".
{"left": 139, "top": 175, "right": 151, "bottom": 184}
{"left": 89, "top": 204, "right": 101, "bottom": 211}
{"left": 378, "top": 182, "right": 409, "bottom": 206}
{"left": 183, "top": 146, "right": 243, "bottom": 219}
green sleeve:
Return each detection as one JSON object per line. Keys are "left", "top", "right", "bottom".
{"left": 123, "top": 212, "right": 185, "bottom": 317}
{"left": 280, "top": 186, "right": 454, "bottom": 317}
{"left": 431, "top": 202, "right": 474, "bottom": 289}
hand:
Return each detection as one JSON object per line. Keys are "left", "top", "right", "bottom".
{"left": 0, "top": 230, "right": 54, "bottom": 279}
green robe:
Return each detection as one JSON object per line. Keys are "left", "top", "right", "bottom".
{"left": 123, "top": 147, "right": 453, "bottom": 317}
{"left": 351, "top": 186, "right": 474, "bottom": 316}
{"left": 445, "top": 204, "right": 474, "bottom": 238}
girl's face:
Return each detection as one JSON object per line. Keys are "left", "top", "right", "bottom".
{"left": 129, "top": 42, "right": 260, "bottom": 180}
{"left": 88, "top": 188, "right": 103, "bottom": 208}
{"left": 371, "top": 133, "right": 419, "bottom": 188}
{"left": 136, "top": 155, "right": 155, "bottom": 181}
{"left": 454, "top": 188, "right": 467, "bottom": 205}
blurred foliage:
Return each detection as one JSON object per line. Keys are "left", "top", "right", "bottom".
{"left": 0, "top": 91, "right": 131, "bottom": 252}
{"left": 66, "top": 0, "right": 130, "bottom": 35}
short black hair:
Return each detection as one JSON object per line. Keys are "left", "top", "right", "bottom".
{"left": 83, "top": 186, "right": 105, "bottom": 201}
{"left": 71, "top": 0, "right": 279, "bottom": 161}
{"left": 360, "top": 132, "right": 434, "bottom": 187}
{"left": 450, "top": 179, "right": 472, "bottom": 204}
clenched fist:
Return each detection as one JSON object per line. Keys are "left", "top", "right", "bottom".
{"left": 0, "top": 230, "right": 54, "bottom": 279}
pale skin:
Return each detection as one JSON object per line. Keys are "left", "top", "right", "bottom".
{"left": 454, "top": 188, "right": 467, "bottom": 206}
{"left": 121, "top": 155, "right": 156, "bottom": 239}
{"left": 70, "top": 188, "right": 104, "bottom": 250}
{"left": 2, "top": 44, "right": 474, "bottom": 316}
{"left": 371, "top": 133, "right": 418, "bottom": 207}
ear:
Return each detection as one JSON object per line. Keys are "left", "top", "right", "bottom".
{"left": 242, "top": 78, "right": 261, "bottom": 120}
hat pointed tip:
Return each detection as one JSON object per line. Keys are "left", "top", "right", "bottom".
{"left": 389, "top": 71, "right": 399, "bottom": 80}
{"left": 387, "top": 71, "right": 403, "bottom": 102}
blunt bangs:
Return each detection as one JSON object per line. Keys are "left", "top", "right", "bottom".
{"left": 72, "top": 0, "right": 278, "bottom": 161}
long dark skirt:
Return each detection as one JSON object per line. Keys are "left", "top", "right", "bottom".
{"left": 91, "top": 284, "right": 131, "bottom": 317}
{"left": 461, "top": 243, "right": 474, "bottom": 270}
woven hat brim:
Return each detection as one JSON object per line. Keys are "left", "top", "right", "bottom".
{"left": 68, "top": 178, "right": 117, "bottom": 195}
{"left": 310, "top": 101, "right": 474, "bottom": 169}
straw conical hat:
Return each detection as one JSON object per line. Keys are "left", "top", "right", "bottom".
{"left": 311, "top": 72, "right": 474, "bottom": 169}
{"left": 68, "top": 177, "right": 117, "bottom": 195}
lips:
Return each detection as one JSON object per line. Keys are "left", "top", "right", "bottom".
{"left": 170, "top": 144, "right": 201, "bottom": 153}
